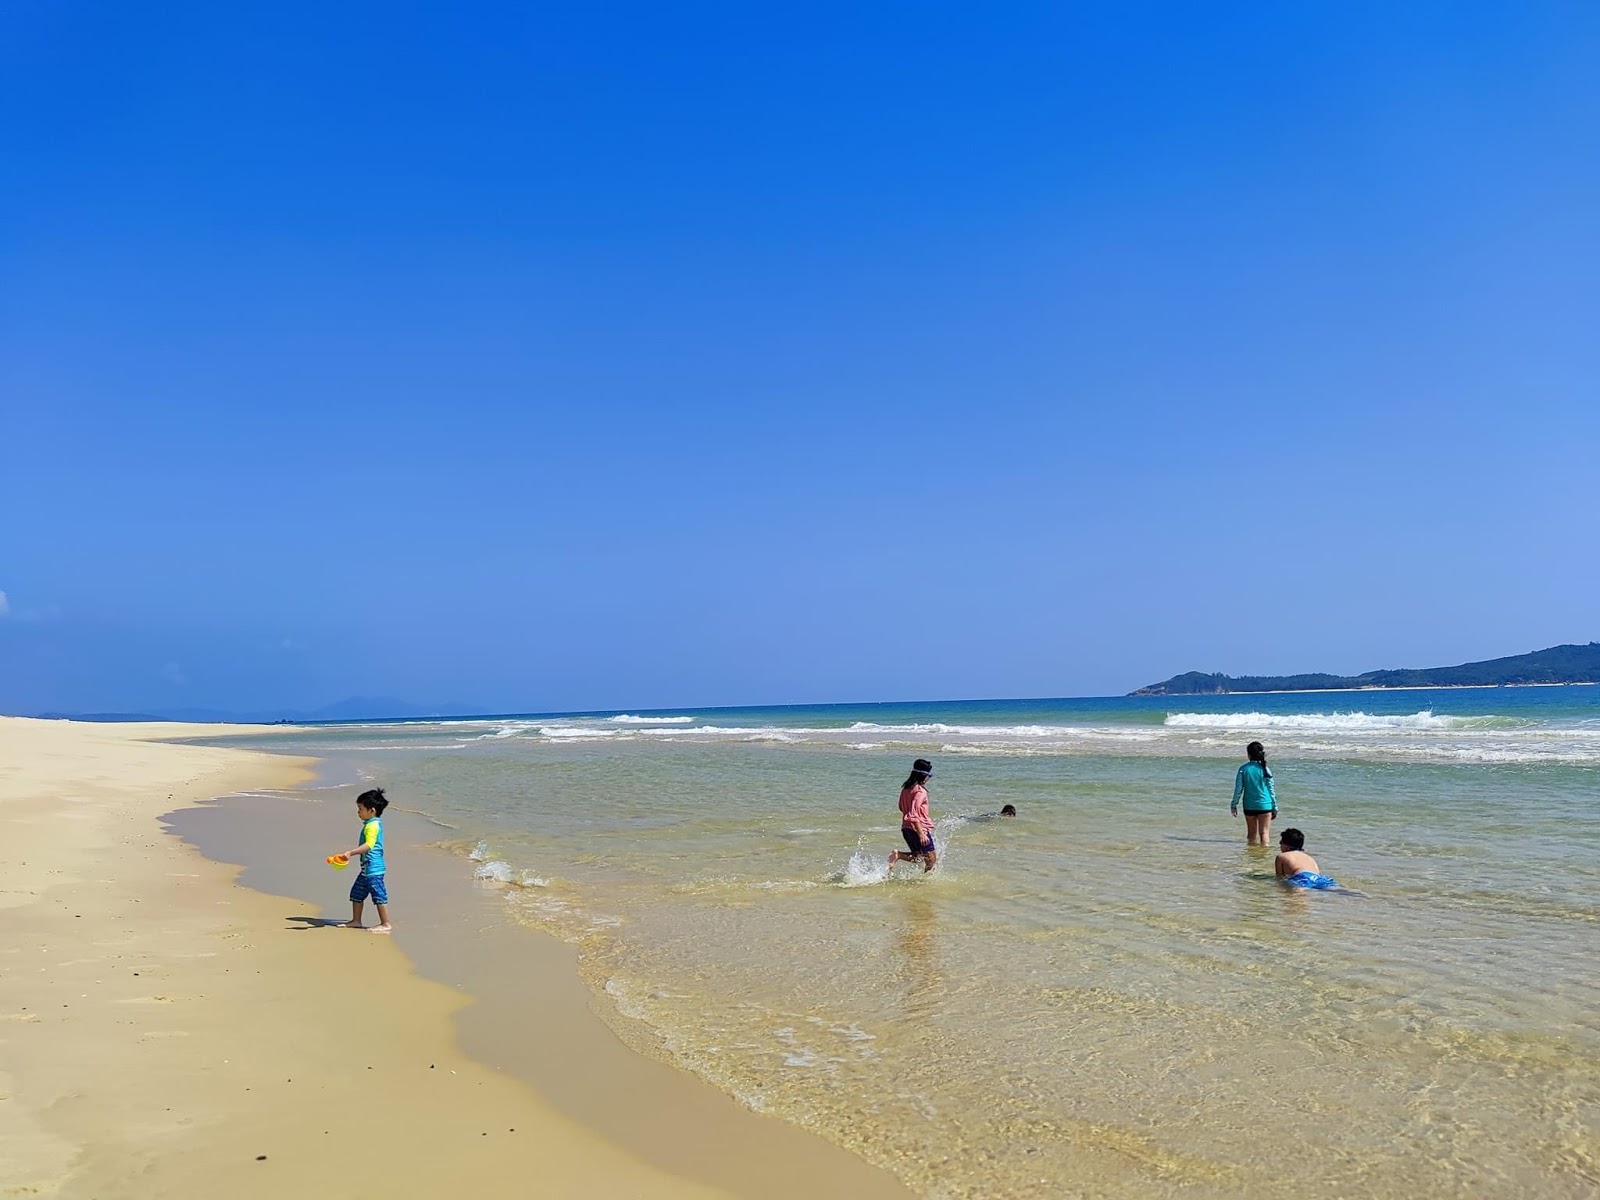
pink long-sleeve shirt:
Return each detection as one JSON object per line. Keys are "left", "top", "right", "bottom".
{"left": 899, "top": 784, "right": 932, "bottom": 833}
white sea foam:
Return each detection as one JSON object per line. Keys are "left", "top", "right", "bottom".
{"left": 473, "top": 724, "right": 533, "bottom": 740}
{"left": 468, "top": 840, "right": 490, "bottom": 862}
{"left": 581, "top": 720, "right": 1156, "bottom": 749}
{"left": 477, "top": 860, "right": 553, "bottom": 888}
{"left": 848, "top": 721, "right": 961, "bottom": 733}
{"left": 308, "top": 702, "right": 1600, "bottom": 765}
{"left": 846, "top": 721, "right": 1057, "bottom": 737}
{"left": 1164, "top": 710, "right": 1466, "bottom": 732}
{"left": 603, "top": 977, "right": 648, "bottom": 1020}
{"left": 773, "top": 1026, "right": 820, "bottom": 1068}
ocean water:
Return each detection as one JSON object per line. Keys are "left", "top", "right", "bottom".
{"left": 227, "top": 687, "right": 1600, "bottom": 1197}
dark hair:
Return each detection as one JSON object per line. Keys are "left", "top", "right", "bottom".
{"left": 357, "top": 787, "right": 389, "bottom": 816}
{"left": 1279, "top": 827, "right": 1304, "bottom": 851}
{"left": 1246, "top": 741, "right": 1272, "bottom": 779}
{"left": 1000, "top": 804, "right": 1017, "bottom": 816}
{"left": 901, "top": 758, "right": 933, "bottom": 790}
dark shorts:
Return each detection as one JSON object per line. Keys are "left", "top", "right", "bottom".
{"left": 901, "top": 827, "right": 935, "bottom": 856}
{"left": 350, "top": 873, "right": 389, "bottom": 905}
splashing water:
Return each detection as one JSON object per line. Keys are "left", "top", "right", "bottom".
{"left": 833, "top": 837, "right": 890, "bottom": 887}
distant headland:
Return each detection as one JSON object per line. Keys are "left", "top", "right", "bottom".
{"left": 1130, "top": 642, "right": 1600, "bottom": 697}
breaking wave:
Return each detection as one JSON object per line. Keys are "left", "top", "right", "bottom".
{"left": 1165, "top": 710, "right": 1468, "bottom": 732}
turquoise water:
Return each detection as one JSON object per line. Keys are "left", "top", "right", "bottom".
{"left": 228, "top": 687, "right": 1600, "bottom": 1197}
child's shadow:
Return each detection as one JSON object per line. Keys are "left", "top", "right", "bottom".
{"left": 285, "top": 915, "right": 348, "bottom": 931}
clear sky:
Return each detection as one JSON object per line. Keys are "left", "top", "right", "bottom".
{"left": 3, "top": 2, "right": 1597, "bottom": 715}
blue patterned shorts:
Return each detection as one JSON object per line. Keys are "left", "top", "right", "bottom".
{"left": 350, "top": 873, "right": 389, "bottom": 904}
{"left": 1283, "top": 870, "right": 1338, "bottom": 890}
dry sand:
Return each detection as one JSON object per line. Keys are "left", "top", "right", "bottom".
{"left": 0, "top": 717, "right": 907, "bottom": 1199}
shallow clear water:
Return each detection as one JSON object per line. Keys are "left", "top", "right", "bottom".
{"left": 225, "top": 687, "right": 1600, "bottom": 1197}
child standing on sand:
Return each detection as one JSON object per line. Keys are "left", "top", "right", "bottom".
{"left": 887, "top": 758, "right": 938, "bottom": 874}
{"left": 342, "top": 787, "right": 392, "bottom": 933}
{"left": 1231, "top": 741, "right": 1277, "bottom": 847}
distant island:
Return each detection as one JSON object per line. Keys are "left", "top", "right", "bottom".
{"left": 1131, "top": 642, "right": 1600, "bottom": 696}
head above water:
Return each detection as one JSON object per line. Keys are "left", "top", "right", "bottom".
{"left": 1000, "top": 804, "right": 1017, "bottom": 817}
{"left": 901, "top": 758, "right": 934, "bottom": 790}
{"left": 356, "top": 787, "right": 389, "bottom": 817}
{"left": 1246, "top": 741, "right": 1271, "bottom": 776}
{"left": 1279, "top": 827, "right": 1305, "bottom": 851}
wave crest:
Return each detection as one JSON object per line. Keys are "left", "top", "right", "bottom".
{"left": 1164, "top": 710, "right": 1465, "bottom": 732}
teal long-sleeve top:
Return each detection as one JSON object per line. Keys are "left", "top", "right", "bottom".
{"left": 1232, "top": 762, "right": 1276, "bottom": 813}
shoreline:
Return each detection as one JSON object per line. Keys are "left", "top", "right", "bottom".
{"left": 0, "top": 717, "right": 900, "bottom": 1198}
{"left": 165, "top": 761, "right": 913, "bottom": 1199}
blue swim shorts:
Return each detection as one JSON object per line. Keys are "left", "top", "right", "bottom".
{"left": 350, "top": 873, "right": 389, "bottom": 904}
{"left": 1283, "top": 871, "right": 1338, "bottom": 890}
{"left": 901, "top": 827, "right": 935, "bottom": 856}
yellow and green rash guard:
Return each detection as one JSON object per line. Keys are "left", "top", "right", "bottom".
{"left": 360, "top": 817, "right": 386, "bottom": 876}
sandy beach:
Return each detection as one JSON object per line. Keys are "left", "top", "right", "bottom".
{"left": 0, "top": 717, "right": 907, "bottom": 1199}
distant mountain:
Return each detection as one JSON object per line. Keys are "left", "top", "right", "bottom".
{"left": 1131, "top": 642, "right": 1600, "bottom": 696}
{"left": 26, "top": 697, "right": 484, "bottom": 725}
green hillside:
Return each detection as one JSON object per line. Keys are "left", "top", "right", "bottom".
{"left": 1130, "top": 643, "right": 1600, "bottom": 696}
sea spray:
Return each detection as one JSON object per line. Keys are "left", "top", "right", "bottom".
{"left": 833, "top": 837, "right": 891, "bottom": 887}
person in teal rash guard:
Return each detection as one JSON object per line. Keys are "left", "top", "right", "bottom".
{"left": 1231, "top": 741, "right": 1277, "bottom": 847}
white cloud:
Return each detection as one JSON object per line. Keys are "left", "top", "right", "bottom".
{"left": 0, "top": 590, "right": 8, "bottom": 618}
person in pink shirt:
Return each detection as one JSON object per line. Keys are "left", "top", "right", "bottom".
{"left": 887, "top": 758, "right": 938, "bottom": 873}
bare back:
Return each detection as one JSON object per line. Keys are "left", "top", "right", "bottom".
{"left": 1275, "top": 849, "right": 1319, "bottom": 878}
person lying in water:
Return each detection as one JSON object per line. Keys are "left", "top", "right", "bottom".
{"left": 964, "top": 804, "right": 1018, "bottom": 822}
{"left": 1274, "top": 827, "right": 1340, "bottom": 890}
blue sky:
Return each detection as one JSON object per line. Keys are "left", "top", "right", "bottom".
{"left": 3, "top": 2, "right": 1597, "bottom": 715}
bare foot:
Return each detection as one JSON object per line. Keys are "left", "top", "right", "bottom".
{"left": 370, "top": 924, "right": 392, "bottom": 935}
{"left": 340, "top": 920, "right": 364, "bottom": 929}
